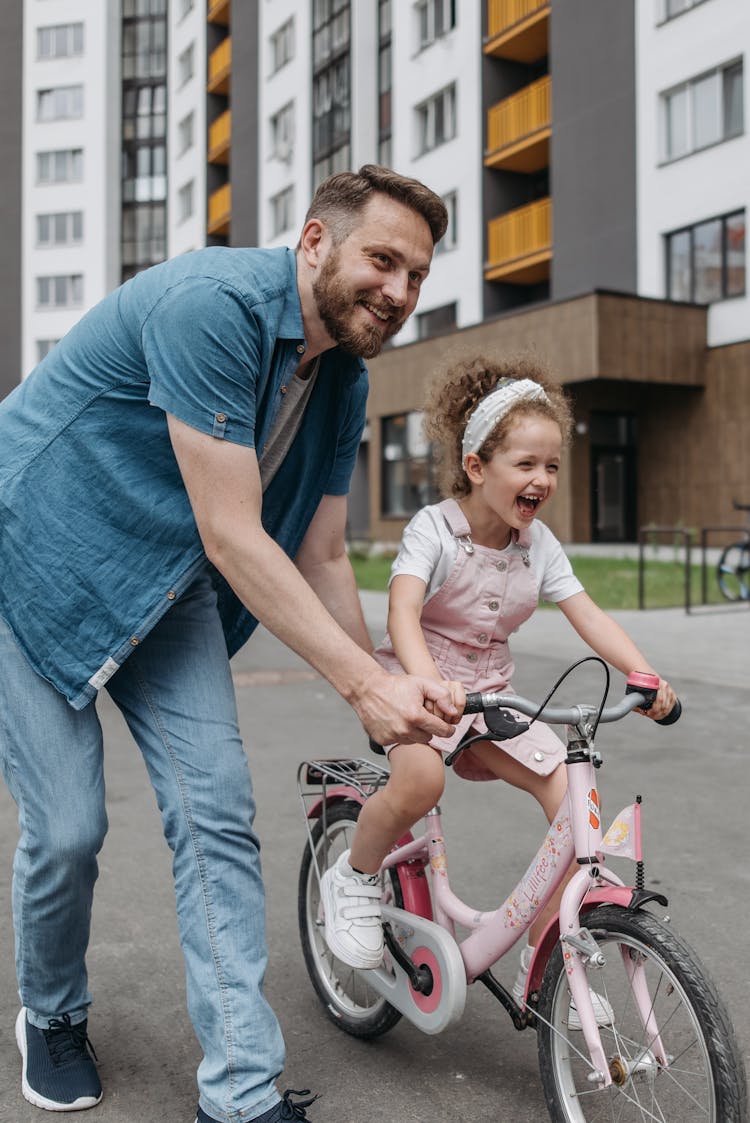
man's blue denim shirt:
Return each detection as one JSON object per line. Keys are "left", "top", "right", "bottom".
{"left": 0, "top": 246, "right": 368, "bottom": 708}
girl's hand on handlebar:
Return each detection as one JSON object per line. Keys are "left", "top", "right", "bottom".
{"left": 423, "top": 679, "right": 466, "bottom": 719}
{"left": 635, "top": 677, "right": 677, "bottom": 721}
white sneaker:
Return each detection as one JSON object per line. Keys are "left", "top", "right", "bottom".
{"left": 320, "top": 849, "right": 384, "bottom": 969}
{"left": 512, "top": 944, "right": 614, "bottom": 1028}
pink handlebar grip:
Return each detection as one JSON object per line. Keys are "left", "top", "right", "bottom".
{"left": 626, "top": 671, "right": 660, "bottom": 690}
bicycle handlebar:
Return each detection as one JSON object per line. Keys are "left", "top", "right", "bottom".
{"left": 463, "top": 671, "right": 682, "bottom": 727}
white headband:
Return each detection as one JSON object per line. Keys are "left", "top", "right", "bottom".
{"left": 461, "top": 378, "right": 549, "bottom": 464}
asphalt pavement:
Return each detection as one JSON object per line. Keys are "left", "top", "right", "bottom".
{"left": 1, "top": 593, "right": 748, "bottom": 1122}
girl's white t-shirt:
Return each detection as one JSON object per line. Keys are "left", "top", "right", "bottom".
{"left": 389, "top": 504, "right": 584, "bottom": 605}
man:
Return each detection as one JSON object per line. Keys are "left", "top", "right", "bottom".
{"left": 0, "top": 166, "right": 459, "bottom": 1122}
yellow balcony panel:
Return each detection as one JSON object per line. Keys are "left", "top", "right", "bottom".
{"left": 485, "top": 197, "right": 552, "bottom": 285}
{"left": 484, "top": 0, "right": 550, "bottom": 63}
{"left": 208, "top": 182, "right": 231, "bottom": 236}
{"left": 485, "top": 75, "right": 551, "bottom": 172}
{"left": 208, "top": 0, "right": 230, "bottom": 26}
{"left": 208, "top": 36, "right": 231, "bottom": 95}
{"left": 208, "top": 109, "right": 231, "bottom": 164}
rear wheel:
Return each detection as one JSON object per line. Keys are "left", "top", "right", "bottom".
{"left": 717, "top": 541, "right": 750, "bottom": 601}
{"left": 298, "top": 799, "right": 403, "bottom": 1038}
{"left": 537, "top": 906, "right": 747, "bottom": 1122}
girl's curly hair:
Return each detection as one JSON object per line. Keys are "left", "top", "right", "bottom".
{"left": 423, "top": 355, "right": 573, "bottom": 498}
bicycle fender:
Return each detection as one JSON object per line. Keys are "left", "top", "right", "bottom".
{"left": 305, "top": 787, "right": 365, "bottom": 819}
{"left": 525, "top": 887, "right": 669, "bottom": 999}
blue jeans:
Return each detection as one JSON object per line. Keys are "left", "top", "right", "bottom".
{"left": 0, "top": 574, "right": 284, "bottom": 1122}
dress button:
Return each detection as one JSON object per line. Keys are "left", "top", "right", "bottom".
{"left": 495, "top": 560, "right": 507, "bottom": 572}
{"left": 488, "top": 600, "right": 499, "bottom": 611}
{"left": 130, "top": 636, "right": 140, "bottom": 647}
{"left": 534, "top": 751, "right": 544, "bottom": 762}
{"left": 296, "top": 344, "right": 305, "bottom": 354}
{"left": 166, "top": 590, "right": 176, "bottom": 600}
{"left": 477, "top": 632, "right": 488, "bottom": 644}
{"left": 465, "top": 652, "right": 478, "bottom": 663}
{"left": 215, "top": 412, "right": 226, "bottom": 423}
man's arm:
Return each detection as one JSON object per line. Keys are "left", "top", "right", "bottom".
{"left": 167, "top": 415, "right": 460, "bottom": 744}
{"left": 294, "top": 494, "right": 373, "bottom": 653}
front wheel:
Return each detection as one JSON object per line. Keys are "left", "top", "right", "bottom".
{"left": 537, "top": 906, "right": 747, "bottom": 1122}
{"left": 298, "top": 799, "right": 404, "bottom": 1039}
{"left": 717, "top": 541, "right": 750, "bottom": 601}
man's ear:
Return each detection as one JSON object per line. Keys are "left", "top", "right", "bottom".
{"left": 299, "top": 218, "right": 327, "bottom": 267}
{"left": 464, "top": 453, "right": 484, "bottom": 485}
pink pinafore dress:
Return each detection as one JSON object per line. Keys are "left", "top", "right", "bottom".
{"left": 373, "top": 499, "right": 565, "bottom": 782}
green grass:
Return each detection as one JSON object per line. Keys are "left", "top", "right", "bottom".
{"left": 349, "top": 552, "right": 725, "bottom": 611}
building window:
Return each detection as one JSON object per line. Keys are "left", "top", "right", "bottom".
{"left": 177, "top": 180, "right": 194, "bottom": 223}
{"left": 37, "top": 23, "right": 84, "bottom": 59}
{"left": 270, "top": 101, "right": 295, "bottom": 163}
{"left": 416, "top": 301, "right": 457, "bottom": 339}
{"left": 36, "top": 149, "right": 83, "bottom": 184}
{"left": 36, "top": 275, "right": 83, "bottom": 309}
{"left": 121, "top": 204, "right": 166, "bottom": 279}
{"left": 178, "top": 43, "right": 195, "bottom": 87}
{"left": 658, "top": 0, "right": 709, "bottom": 22}
{"left": 177, "top": 111, "right": 194, "bottom": 155}
{"left": 415, "top": 0, "right": 456, "bottom": 50}
{"left": 270, "top": 17, "right": 295, "bottom": 73}
{"left": 434, "top": 191, "right": 457, "bottom": 254}
{"left": 666, "top": 210, "right": 745, "bottom": 303}
{"left": 662, "top": 60, "right": 743, "bottom": 161}
{"left": 37, "top": 85, "right": 84, "bottom": 122}
{"left": 36, "top": 339, "right": 61, "bottom": 363}
{"left": 312, "top": 0, "right": 351, "bottom": 188}
{"left": 36, "top": 212, "right": 84, "bottom": 247}
{"left": 122, "top": 15, "right": 167, "bottom": 80}
{"left": 381, "top": 413, "right": 438, "bottom": 517}
{"left": 416, "top": 84, "right": 456, "bottom": 155}
{"left": 270, "top": 185, "right": 295, "bottom": 237}
{"left": 123, "top": 84, "right": 167, "bottom": 143}
{"left": 378, "top": 0, "right": 392, "bottom": 167}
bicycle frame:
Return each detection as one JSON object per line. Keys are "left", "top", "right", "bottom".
{"left": 299, "top": 718, "right": 664, "bottom": 1089}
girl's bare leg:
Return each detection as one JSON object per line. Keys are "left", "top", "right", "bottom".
{"left": 349, "top": 742, "right": 445, "bottom": 875}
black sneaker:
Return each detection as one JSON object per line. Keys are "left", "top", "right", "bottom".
{"left": 15, "top": 1007, "right": 102, "bottom": 1111}
{"left": 195, "top": 1089, "right": 318, "bottom": 1122}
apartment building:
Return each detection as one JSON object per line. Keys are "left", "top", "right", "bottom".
{"left": 3, "top": 0, "right": 747, "bottom": 546}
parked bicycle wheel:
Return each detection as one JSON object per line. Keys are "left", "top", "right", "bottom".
{"left": 537, "top": 905, "right": 747, "bottom": 1123}
{"left": 717, "top": 540, "right": 750, "bottom": 601}
{"left": 298, "top": 799, "right": 404, "bottom": 1038}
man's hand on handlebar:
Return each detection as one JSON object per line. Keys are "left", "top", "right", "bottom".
{"left": 352, "top": 670, "right": 465, "bottom": 748}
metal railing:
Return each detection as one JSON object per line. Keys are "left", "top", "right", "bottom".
{"left": 485, "top": 76, "right": 551, "bottom": 161}
{"left": 486, "top": 197, "right": 551, "bottom": 274}
{"left": 638, "top": 524, "right": 750, "bottom": 612}
{"left": 487, "top": 0, "right": 549, "bottom": 40}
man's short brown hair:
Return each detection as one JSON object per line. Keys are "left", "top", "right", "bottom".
{"left": 302, "top": 165, "right": 448, "bottom": 246}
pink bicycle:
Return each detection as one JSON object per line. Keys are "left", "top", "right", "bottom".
{"left": 297, "top": 664, "right": 747, "bottom": 1122}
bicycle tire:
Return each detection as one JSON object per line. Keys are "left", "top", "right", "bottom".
{"left": 717, "top": 541, "right": 750, "bottom": 602}
{"left": 298, "top": 799, "right": 404, "bottom": 1039}
{"left": 537, "top": 905, "right": 747, "bottom": 1123}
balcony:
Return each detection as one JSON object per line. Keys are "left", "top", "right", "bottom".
{"left": 485, "top": 197, "right": 551, "bottom": 284}
{"left": 208, "top": 109, "right": 231, "bottom": 164}
{"left": 485, "top": 76, "right": 551, "bottom": 172}
{"left": 208, "top": 0, "right": 230, "bottom": 26}
{"left": 208, "top": 182, "right": 231, "bottom": 236}
{"left": 207, "top": 36, "right": 231, "bottom": 95}
{"left": 484, "top": 0, "right": 550, "bottom": 63}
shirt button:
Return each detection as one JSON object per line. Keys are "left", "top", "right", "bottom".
{"left": 130, "top": 636, "right": 140, "bottom": 646}
{"left": 495, "top": 560, "right": 507, "bottom": 572}
{"left": 534, "top": 751, "right": 545, "bottom": 762}
{"left": 166, "top": 590, "right": 176, "bottom": 600}
{"left": 280, "top": 385, "right": 288, "bottom": 395}
{"left": 296, "top": 344, "right": 305, "bottom": 354}
{"left": 477, "top": 632, "right": 488, "bottom": 644}
{"left": 215, "top": 412, "right": 226, "bottom": 423}
{"left": 488, "top": 600, "right": 499, "bottom": 611}
{"left": 465, "top": 652, "right": 478, "bottom": 663}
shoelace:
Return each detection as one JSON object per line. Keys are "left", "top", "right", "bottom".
{"left": 280, "top": 1088, "right": 319, "bottom": 1120}
{"left": 44, "top": 1014, "right": 98, "bottom": 1066}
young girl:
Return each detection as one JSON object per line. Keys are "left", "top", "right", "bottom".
{"left": 321, "top": 357, "right": 676, "bottom": 1007}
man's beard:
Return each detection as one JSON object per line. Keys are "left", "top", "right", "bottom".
{"left": 312, "top": 250, "right": 405, "bottom": 359}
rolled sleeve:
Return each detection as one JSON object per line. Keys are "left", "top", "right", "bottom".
{"left": 142, "top": 278, "right": 262, "bottom": 447}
